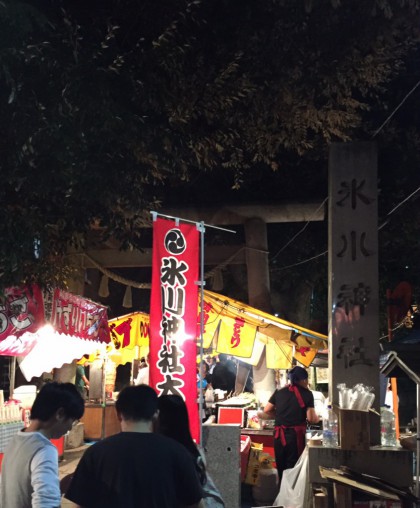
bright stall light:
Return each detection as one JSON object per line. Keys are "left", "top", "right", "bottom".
{"left": 37, "top": 324, "right": 56, "bottom": 339}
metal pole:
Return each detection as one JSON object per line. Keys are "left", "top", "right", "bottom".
{"left": 198, "top": 221, "right": 205, "bottom": 446}
{"left": 102, "top": 357, "right": 106, "bottom": 405}
{"left": 10, "top": 357, "right": 17, "bottom": 399}
{"left": 151, "top": 211, "right": 236, "bottom": 234}
{"left": 416, "top": 383, "right": 419, "bottom": 497}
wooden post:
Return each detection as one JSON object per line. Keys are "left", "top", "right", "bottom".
{"left": 333, "top": 484, "right": 352, "bottom": 508}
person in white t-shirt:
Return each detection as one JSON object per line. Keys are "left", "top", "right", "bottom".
{"left": 0, "top": 382, "right": 84, "bottom": 508}
{"left": 135, "top": 354, "right": 150, "bottom": 385}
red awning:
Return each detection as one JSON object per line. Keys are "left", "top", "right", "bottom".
{"left": 0, "top": 285, "right": 110, "bottom": 379}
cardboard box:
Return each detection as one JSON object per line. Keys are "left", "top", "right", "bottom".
{"left": 337, "top": 407, "right": 370, "bottom": 451}
{"left": 240, "top": 435, "right": 251, "bottom": 482}
{"left": 244, "top": 442, "right": 263, "bottom": 485}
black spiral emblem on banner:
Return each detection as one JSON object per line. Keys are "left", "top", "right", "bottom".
{"left": 164, "top": 228, "right": 186, "bottom": 255}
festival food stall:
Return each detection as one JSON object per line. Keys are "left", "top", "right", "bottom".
{"left": 201, "top": 290, "right": 328, "bottom": 371}
{"left": 87, "top": 289, "right": 327, "bottom": 444}
{"left": 198, "top": 290, "right": 328, "bottom": 456}
{"left": 0, "top": 285, "right": 110, "bottom": 382}
{"left": 80, "top": 311, "right": 150, "bottom": 440}
{"left": 0, "top": 285, "right": 110, "bottom": 462}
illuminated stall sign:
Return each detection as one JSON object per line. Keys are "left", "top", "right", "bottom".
{"left": 50, "top": 289, "right": 109, "bottom": 342}
{"left": 0, "top": 285, "right": 44, "bottom": 339}
{"left": 0, "top": 286, "right": 109, "bottom": 362}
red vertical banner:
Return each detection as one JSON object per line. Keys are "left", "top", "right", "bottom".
{"left": 149, "top": 218, "right": 200, "bottom": 441}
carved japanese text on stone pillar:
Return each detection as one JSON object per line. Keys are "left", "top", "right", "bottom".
{"left": 328, "top": 142, "right": 379, "bottom": 411}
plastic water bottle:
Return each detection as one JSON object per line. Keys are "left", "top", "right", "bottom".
{"left": 323, "top": 405, "right": 339, "bottom": 447}
{"left": 380, "top": 405, "right": 397, "bottom": 447}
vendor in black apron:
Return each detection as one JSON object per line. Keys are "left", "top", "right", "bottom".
{"left": 259, "top": 366, "right": 319, "bottom": 482}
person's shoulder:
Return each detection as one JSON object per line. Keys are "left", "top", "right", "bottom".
{"left": 299, "top": 385, "right": 312, "bottom": 394}
{"left": 79, "top": 432, "right": 134, "bottom": 461}
{"left": 299, "top": 386, "right": 315, "bottom": 400}
{"left": 17, "top": 430, "right": 52, "bottom": 445}
{"left": 85, "top": 431, "right": 125, "bottom": 450}
{"left": 154, "top": 434, "right": 194, "bottom": 458}
{"left": 153, "top": 432, "right": 184, "bottom": 449}
{"left": 297, "top": 385, "right": 312, "bottom": 395}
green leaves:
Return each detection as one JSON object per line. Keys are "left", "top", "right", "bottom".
{"left": 0, "top": 0, "right": 418, "bottom": 289}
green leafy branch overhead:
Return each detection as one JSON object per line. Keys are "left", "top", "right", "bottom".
{"left": 0, "top": 0, "right": 419, "bottom": 288}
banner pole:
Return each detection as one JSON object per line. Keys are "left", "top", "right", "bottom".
{"left": 151, "top": 211, "right": 236, "bottom": 234}
{"left": 198, "top": 221, "right": 206, "bottom": 446}
{"left": 150, "top": 211, "right": 235, "bottom": 444}
{"left": 10, "top": 356, "right": 16, "bottom": 399}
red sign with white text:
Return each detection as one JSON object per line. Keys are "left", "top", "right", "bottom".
{"left": 0, "top": 286, "right": 109, "bottom": 357}
{"left": 50, "top": 289, "right": 109, "bottom": 343}
{"left": 149, "top": 218, "right": 200, "bottom": 441}
{"left": 0, "top": 285, "right": 45, "bottom": 356}
{"left": 0, "top": 285, "right": 45, "bottom": 339}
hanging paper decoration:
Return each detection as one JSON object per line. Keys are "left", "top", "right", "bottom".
{"left": 122, "top": 286, "right": 133, "bottom": 308}
{"left": 215, "top": 315, "right": 257, "bottom": 358}
{"left": 98, "top": 275, "right": 110, "bottom": 298}
{"left": 197, "top": 299, "right": 222, "bottom": 349}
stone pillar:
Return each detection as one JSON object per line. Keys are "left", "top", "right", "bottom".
{"left": 328, "top": 142, "right": 380, "bottom": 442}
{"left": 202, "top": 424, "right": 241, "bottom": 508}
{"left": 244, "top": 218, "right": 275, "bottom": 404}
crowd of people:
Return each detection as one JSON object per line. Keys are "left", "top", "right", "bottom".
{"left": 0, "top": 353, "right": 320, "bottom": 507}
{"left": 0, "top": 382, "right": 225, "bottom": 508}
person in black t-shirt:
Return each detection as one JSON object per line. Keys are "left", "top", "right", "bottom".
{"left": 211, "top": 354, "right": 236, "bottom": 393}
{"left": 258, "top": 366, "right": 319, "bottom": 482}
{"left": 65, "top": 385, "right": 203, "bottom": 508}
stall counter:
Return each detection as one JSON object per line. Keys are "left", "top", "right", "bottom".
{"left": 241, "top": 428, "right": 275, "bottom": 461}
{"left": 81, "top": 402, "right": 120, "bottom": 441}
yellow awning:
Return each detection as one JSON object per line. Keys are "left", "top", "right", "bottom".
{"left": 200, "top": 290, "right": 328, "bottom": 369}
{"left": 106, "top": 311, "right": 150, "bottom": 366}
{"left": 99, "top": 291, "right": 327, "bottom": 370}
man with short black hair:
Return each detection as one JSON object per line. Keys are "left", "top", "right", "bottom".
{"left": 65, "top": 384, "right": 204, "bottom": 508}
{"left": 0, "top": 382, "right": 84, "bottom": 508}
{"left": 211, "top": 353, "right": 236, "bottom": 393}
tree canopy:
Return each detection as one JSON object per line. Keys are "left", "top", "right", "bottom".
{"left": 0, "top": 0, "right": 419, "bottom": 292}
